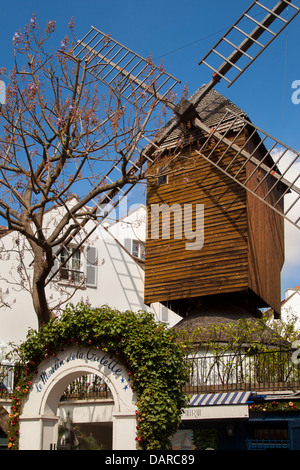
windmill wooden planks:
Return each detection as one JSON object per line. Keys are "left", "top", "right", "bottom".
{"left": 144, "top": 130, "right": 284, "bottom": 316}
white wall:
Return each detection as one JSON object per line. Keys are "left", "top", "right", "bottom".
{"left": 108, "top": 204, "right": 147, "bottom": 245}
{"left": 281, "top": 289, "right": 300, "bottom": 330}
{"left": 0, "top": 230, "right": 38, "bottom": 345}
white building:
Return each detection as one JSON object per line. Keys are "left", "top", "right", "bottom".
{"left": 0, "top": 198, "right": 181, "bottom": 350}
{"left": 280, "top": 287, "right": 300, "bottom": 330}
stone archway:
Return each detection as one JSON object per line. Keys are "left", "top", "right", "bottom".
{"left": 18, "top": 347, "right": 137, "bottom": 450}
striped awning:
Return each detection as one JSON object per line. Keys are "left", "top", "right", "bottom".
{"left": 189, "top": 391, "right": 252, "bottom": 407}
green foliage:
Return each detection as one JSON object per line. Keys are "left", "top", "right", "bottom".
{"left": 76, "top": 432, "right": 103, "bottom": 450}
{"left": 8, "top": 303, "right": 188, "bottom": 450}
{"left": 192, "top": 428, "right": 218, "bottom": 450}
{"left": 177, "top": 314, "right": 291, "bottom": 357}
{"left": 58, "top": 412, "right": 103, "bottom": 450}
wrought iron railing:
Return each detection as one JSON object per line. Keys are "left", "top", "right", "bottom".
{"left": 58, "top": 268, "right": 85, "bottom": 284}
{"left": 59, "top": 374, "right": 113, "bottom": 401}
{"left": 183, "top": 349, "right": 300, "bottom": 394}
{"left": 0, "top": 363, "right": 24, "bottom": 398}
{"left": 0, "top": 365, "right": 113, "bottom": 401}
{"left": 1, "top": 349, "right": 300, "bottom": 400}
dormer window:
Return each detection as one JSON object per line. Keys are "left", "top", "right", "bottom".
{"left": 157, "top": 166, "right": 168, "bottom": 185}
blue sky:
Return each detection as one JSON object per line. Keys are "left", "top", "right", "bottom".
{"left": 0, "top": 0, "right": 299, "bottom": 297}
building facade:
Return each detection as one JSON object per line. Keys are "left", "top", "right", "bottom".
{"left": 0, "top": 200, "right": 181, "bottom": 350}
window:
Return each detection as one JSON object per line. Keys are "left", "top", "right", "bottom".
{"left": 248, "top": 424, "right": 289, "bottom": 450}
{"left": 59, "top": 247, "right": 83, "bottom": 283}
{"left": 132, "top": 240, "right": 145, "bottom": 260}
{"left": 157, "top": 166, "right": 168, "bottom": 185}
{"left": 50, "top": 245, "right": 98, "bottom": 287}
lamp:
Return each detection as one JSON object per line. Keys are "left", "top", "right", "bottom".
{"left": 226, "top": 424, "right": 234, "bottom": 437}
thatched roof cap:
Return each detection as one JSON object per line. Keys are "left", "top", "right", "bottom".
{"left": 173, "top": 300, "right": 289, "bottom": 348}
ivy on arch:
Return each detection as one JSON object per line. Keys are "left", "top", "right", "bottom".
{"left": 8, "top": 303, "right": 189, "bottom": 450}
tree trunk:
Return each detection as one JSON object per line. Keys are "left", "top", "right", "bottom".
{"left": 32, "top": 276, "right": 54, "bottom": 327}
{"left": 32, "top": 248, "right": 56, "bottom": 328}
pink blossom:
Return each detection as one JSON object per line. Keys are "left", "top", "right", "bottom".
{"left": 30, "top": 15, "right": 37, "bottom": 28}
{"left": 46, "top": 20, "right": 56, "bottom": 33}
{"left": 68, "top": 17, "right": 75, "bottom": 31}
{"left": 12, "top": 31, "right": 23, "bottom": 46}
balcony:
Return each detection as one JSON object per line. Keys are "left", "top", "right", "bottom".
{"left": 0, "top": 366, "right": 112, "bottom": 401}
{"left": 1, "top": 349, "right": 300, "bottom": 401}
{"left": 183, "top": 349, "right": 300, "bottom": 395}
{"left": 59, "top": 375, "right": 113, "bottom": 401}
{"left": 58, "top": 268, "right": 85, "bottom": 285}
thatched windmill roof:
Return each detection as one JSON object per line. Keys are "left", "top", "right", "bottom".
{"left": 173, "top": 298, "right": 289, "bottom": 349}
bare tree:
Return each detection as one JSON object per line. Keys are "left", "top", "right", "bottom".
{"left": 0, "top": 15, "right": 166, "bottom": 327}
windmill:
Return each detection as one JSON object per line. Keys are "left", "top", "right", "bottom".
{"left": 49, "top": 0, "right": 300, "bottom": 320}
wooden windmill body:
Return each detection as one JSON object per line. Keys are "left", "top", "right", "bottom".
{"left": 144, "top": 86, "right": 284, "bottom": 318}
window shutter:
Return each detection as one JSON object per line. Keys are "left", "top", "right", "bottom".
{"left": 85, "top": 246, "right": 98, "bottom": 287}
{"left": 123, "top": 238, "right": 132, "bottom": 254}
{"left": 161, "top": 306, "right": 169, "bottom": 324}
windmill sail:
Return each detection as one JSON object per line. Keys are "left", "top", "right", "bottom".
{"left": 191, "top": 108, "right": 300, "bottom": 230}
{"left": 196, "top": 0, "right": 300, "bottom": 103}
{"left": 46, "top": 29, "right": 180, "bottom": 284}
{"left": 73, "top": 26, "right": 180, "bottom": 111}
{"left": 185, "top": 0, "right": 300, "bottom": 231}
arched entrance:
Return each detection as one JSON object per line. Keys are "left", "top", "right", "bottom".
{"left": 18, "top": 347, "right": 137, "bottom": 450}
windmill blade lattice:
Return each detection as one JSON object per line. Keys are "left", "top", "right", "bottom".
{"left": 196, "top": 0, "right": 300, "bottom": 103}
{"left": 72, "top": 26, "right": 183, "bottom": 206}
{"left": 191, "top": 109, "right": 300, "bottom": 230}
{"left": 72, "top": 4, "right": 300, "bottom": 230}
{"left": 73, "top": 26, "right": 180, "bottom": 111}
